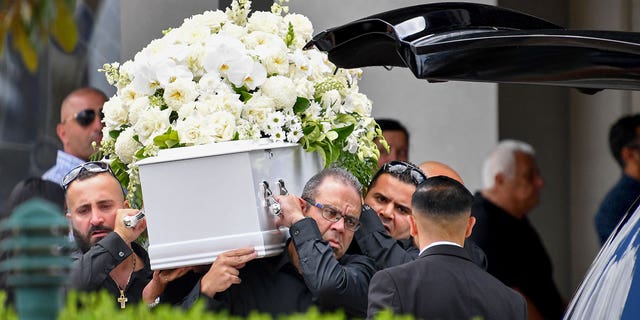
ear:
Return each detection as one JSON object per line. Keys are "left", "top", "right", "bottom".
{"left": 464, "top": 216, "right": 476, "bottom": 238}
{"left": 124, "top": 199, "right": 130, "bottom": 209}
{"left": 621, "top": 146, "right": 639, "bottom": 164}
{"left": 299, "top": 197, "right": 308, "bottom": 216}
{"left": 56, "top": 123, "right": 66, "bottom": 144}
{"left": 409, "top": 215, "right": 418, "bottom": 238}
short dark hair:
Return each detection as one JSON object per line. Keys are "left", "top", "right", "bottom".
{"left": 609, "top": 114, "right": 640, "bottom": 168}
{"left": 4, "top": 177, "right": 65, "bottom": 219}
{"left": 368, "top": 160, "right": 424, "bottom": 191}
{"left": 376, "top": 118, "right": 409, "bottom": 142}
{"left": 411, "top": 176, "right": 473, "bottom": 218}
{"left": 302, "top": 167, "right": 362, "bottom": 201}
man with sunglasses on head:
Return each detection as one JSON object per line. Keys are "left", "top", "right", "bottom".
{"left": 181, "top": 167, "right": 376, "bottom": 318}
{"left": 64, "top": 161, "right": 152, "bottom": 309}
{"left": 43, "top": 87, "right": 107, "bottom": 185}
{"left": 353, "top": 160, "right": 487, "bottom": 270}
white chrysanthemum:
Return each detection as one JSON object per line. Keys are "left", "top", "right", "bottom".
{"left": 102, "top": 96, "right": 128, "bottom": 129}
{"left": 261, "top": 76, "right": 297, "bottom": 109}
{"left": 209, "top": 111, "right": 237, "bottom": 141}
{"left": 268, "top": 127, "right": 286, "bottom": 142}
{"left": 287, "top": 122, "right": 303, "bottom": 143}
{"left": 283, "top": 14, "right": 313, "bottom": 48}
{"left": 247, "top": 11, "right": 282, "bottom": 34}
{"left": 264, "top": 111, "right": 286, "bottom": 132}
{"left": 114, "top": 127, "right": 142, "bottom": 164}
{"left": 133, "top": 107, "right": 172, "bottom": 146}
{"left": 163, "top": 78, "right": 198, "bottom": 111}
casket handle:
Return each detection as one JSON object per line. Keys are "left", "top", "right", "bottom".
{"left": 261, "top": 181, "right": 282, "bottom": 216}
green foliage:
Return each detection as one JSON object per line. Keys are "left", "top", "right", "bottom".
{"left": 0, "top": 0, "right": 79, "bottom": 72}
{"left": 0, "top": 292, "right": 17, "bottom": 320}
{"left": 153, "top": 128, "right": 182, "bottom": 149}
{"left": 0, "top": 290, "right": 415, "bottom": 320}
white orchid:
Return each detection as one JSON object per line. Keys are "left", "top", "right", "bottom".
{"left": 99, "top": 0, "right": 383, "bottom": 207}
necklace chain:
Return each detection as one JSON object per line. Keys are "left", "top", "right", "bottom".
{"left": 116, "top": 254, "right": 136, "bottom": 309}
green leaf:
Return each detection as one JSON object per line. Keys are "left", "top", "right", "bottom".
{"left": 240, "top": 90, "right": 253, "bottom": 102}
{"left": 334, "top": 123, "right": 355, "bottom": 140}
{"left": 49, "top": 0, "right": 78, "bottom": 53}
{"left": 293, "top": 97, "right": 311, "bottom": 114}
{"left": 169, "top": 110, "right": 179, "bottom": 123}
{"left": 109, "top": 130, "right": 121, "bottom": 139}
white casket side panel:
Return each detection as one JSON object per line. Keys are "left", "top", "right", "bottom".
{"left": 137, "top": 140, "right": 321, "bottom": 269}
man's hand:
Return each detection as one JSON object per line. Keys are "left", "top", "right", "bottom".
{"left": 200, "top": 248, "right": 257, "bottom": 298}
{"left": 274, "top": 194, "right": 306, "bottom": 228}
{"left": 143, "top": 267, "right": 192, "bottom": 304}
{"left": 114, "top": 208, "right": 146, "bottom": 245}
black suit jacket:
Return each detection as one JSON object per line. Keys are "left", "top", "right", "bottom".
{"left": 367, "top": 244, "right": 527, "bottom": 320}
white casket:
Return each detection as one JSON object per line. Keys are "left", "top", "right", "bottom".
{"left": 136, "top": 140, "right": 322, "bottom": 269}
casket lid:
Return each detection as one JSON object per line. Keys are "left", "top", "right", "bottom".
{"left": 136, "top": 139, "right": 299, "bottom": 165}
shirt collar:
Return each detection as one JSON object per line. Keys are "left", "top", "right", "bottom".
{"left": 419, "top": 241, "right": 462, "bottom": 256}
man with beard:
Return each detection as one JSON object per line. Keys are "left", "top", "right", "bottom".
{"left": 64, "top": 161, "right": 152, "bottom": 309}
{"left": 43, "top": 87, "right": 106, "bottom": 185}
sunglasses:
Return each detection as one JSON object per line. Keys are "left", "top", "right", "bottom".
{"left": 62, "top": 161, "right": 113, "bottom": 190}
{"left": 303, "top": 198, "right": 361, "bottom": 232}
{"left": 382, "top": 160, "right": 427, "bottom": 185}
{"left": 62, "top": 109, "right": 104, "bottom": 127}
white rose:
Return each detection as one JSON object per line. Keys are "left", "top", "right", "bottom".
{"left": 260, "top": 76, "right": 297, "bottom": 109}
{"left": 163, "top": 78, "right": 198, "bottom": 111}
{"left": 133, "top": 107, "right": 171, "bottom": 146}
{"left": 114, "top": 127, "right": 141, "bottom": 164}
{"left": 209, "top": 111, "right": 237, "bottom": 142}
{"left": 175, "top": 116, "right": 212, "bottom": 146}
{"left": 102, "top": 96, "right": 128, "bottom": 130}
{"left": 128, "top": 97, "right": 149, "bottom": 126}
{"left": 191, "top": 10, "right": 229, "bottom": 32}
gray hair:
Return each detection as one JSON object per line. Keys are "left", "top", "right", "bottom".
{"left": 301, "top": 167, "right": 362, "bottom": 201}
{"left": 481, "top": 140, "right": 535, "bottom": 189}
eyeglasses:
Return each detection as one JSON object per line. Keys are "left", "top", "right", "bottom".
{"left": 303, "top": 198, "right": 361, "bottom": 231}
{"left": 62, "top": 109, "right": 104, "bottom": 127}
{"left": 382, "top": 160, "right": 427, "bottom": 185}
{"left": 62, "top": 161, "right": 113, "bottom": 190}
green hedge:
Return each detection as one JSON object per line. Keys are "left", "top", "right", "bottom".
{"left": 0, "top": 290, "right": 413, "bottom": 320}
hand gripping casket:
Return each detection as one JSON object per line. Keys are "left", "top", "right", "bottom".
{"left": 136, "top": 140, "right": 321, "bottom": 269}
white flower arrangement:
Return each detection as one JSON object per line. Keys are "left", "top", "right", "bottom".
{"left": 98, "top": 0, "right": 384, "bottom": 206}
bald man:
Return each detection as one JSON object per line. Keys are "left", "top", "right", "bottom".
{"left": 43, "top": 87, "right": 107, "bottom": 185}
{"left": 419, "top": 161, "right": 464, "bottom": 185}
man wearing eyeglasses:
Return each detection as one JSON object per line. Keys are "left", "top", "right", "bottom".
{"left": 64, "top": 161, "right": 152, "bottom": 309}
{"left": 353, "top": 160, "right": 487, "bottom": 270}
{"left": 184, "top": 167, "right": 376, "bottom": 318}
{"left": 43, "top": 87, "right": 107, "bottom": 185}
